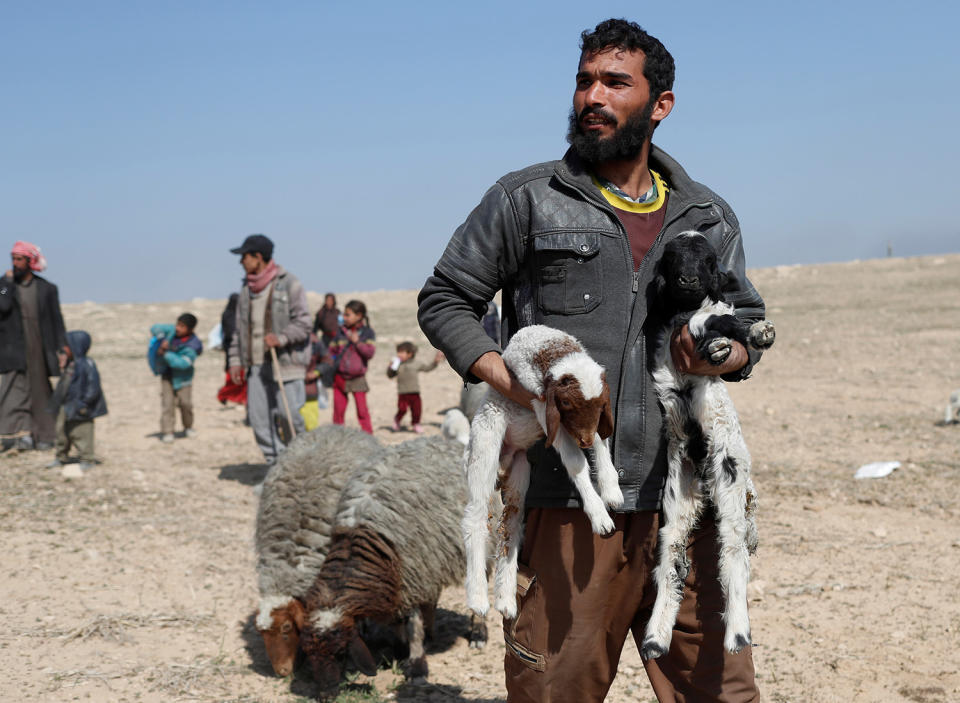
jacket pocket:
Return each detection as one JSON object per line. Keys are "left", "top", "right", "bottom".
{"left": 534, "top": 232, "right": 602, "bottom": 315}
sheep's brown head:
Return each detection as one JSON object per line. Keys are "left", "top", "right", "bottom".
{"left": 256, "top": 597, "right": 306, "bottom": 678}
{"left": 544, "top": 365, "right": 613, "bottom": 450}
{"left": 301, "top": 608, "right": 377, "bottom": 694}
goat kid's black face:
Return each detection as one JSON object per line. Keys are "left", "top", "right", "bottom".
{"left": 655, "top": 235, "right": 729, "bottom": 312}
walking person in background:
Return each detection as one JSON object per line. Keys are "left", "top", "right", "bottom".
{"left": 328, "top": 299, "right": 375, "bottom": 434}
{"left": 313, "top": 293, "right": 341, "bottom": 346}
{"left": 0, "top": 241, "right": 67, "bottom": 452}
{"left": 46, "top": 330, "right": 107, "bottom": 470}
{"left": 150, "top": 313, "right": 202, "bottom": 443}
{"left": 227, "top": 234, "right": 311, "bottom": 464}
{"left": 387, "top": 341, "right": 443, "bottom": 433}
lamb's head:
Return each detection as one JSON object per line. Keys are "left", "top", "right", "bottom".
{"left": 654, "top": 232, "right": 731, "bottom": 313}
{"left": 255, "top": 596, "right": 306, "bottom": 677}
{"left": 543, "top": 355, "right": 613, "bottom": 449}
{"left": 300, "top": 590, "right": 377, "bottom": 693}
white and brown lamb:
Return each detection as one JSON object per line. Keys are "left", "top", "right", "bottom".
{"left": 462, "top": 324, "right": 620, "bottom": 619}
{"left": 641, "top": 231, "right": 775, "bottom": 660}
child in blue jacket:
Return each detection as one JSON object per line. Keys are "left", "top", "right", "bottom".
{"left": 46, "top": 330, "right": 107, "bottom": 470}
{"left": 150, "top": 313, "right": 202, "bottom": 443}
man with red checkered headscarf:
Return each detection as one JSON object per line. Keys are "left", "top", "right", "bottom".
{"left": 0, "top": 241, "right": 67, "bottom": 451}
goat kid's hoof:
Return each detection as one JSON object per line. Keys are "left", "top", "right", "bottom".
{"left": 640, "top": 639, "right": 669, "bottom": 661}
{"left": 588, "top": 511, "right": 616, "bottom": 536}
{"left": 494, "top": 598, "right": 518, "bottom": 620}
{"left": 705, "top": 337, "right": 732, "bottom": 364}
{"left": 601, "top": 486, "right": 624, "bottom": 509}
{"left": 725, "top": 632, "right": 752, "bottom": 654}
{"left": 469, "top": 637, "right": 487, "bottom": 650}
{"left": 749, "top": 320, "right": 776, "bottom": 349}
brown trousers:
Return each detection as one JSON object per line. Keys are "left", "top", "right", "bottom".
{"left": 54, "top": 407, "right": 95, "bottom": 462}
{"left": 504, "top": 508, "right": 759, "bottom": 703}
{"left": 160, "top": 379, "right": 193, "bottom": 434}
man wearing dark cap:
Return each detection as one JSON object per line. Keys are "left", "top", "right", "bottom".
{"left": 227, "top": 234, "right": 311, "bottom": 464}
{"left": 1, "top": 241, "right": 67, "bottom": 451}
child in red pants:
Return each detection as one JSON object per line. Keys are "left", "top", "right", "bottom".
{"left": 387, "top": 341, "right": 443, "bottom": 433}
{"left": 328, "top": 300, "right": 376, "bottom": 434}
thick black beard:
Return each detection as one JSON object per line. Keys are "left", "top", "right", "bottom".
{"left": 566, "top": 99, "right": 656, "bottom": 164}
{"left": 12, "top": 267, "right": 27, "bottom": 283}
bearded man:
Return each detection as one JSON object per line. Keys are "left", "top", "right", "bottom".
{"left": 0, "top": 241, "right": 67, "bottom": 451}
{"left": 419, "top": 19, "right": 767, "bottom": 702}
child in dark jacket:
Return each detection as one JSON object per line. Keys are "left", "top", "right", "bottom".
{"left": 150, "top": 313, "right": 203, "bottom": 443}
{"left": 46, "top": 330, "right": 107, "bottom": 470}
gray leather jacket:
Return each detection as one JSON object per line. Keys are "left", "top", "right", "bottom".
{"left": 418, "top": 145, "right": 765, "bottom": 511}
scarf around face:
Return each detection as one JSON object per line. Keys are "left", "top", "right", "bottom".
{"left": 246, "top": 259, "right": 278, "bottom": 294}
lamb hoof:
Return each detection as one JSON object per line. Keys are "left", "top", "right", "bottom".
{"left": 601, "top": 486, "right": 624, "bottom": 509}
{"left": 469, "top": 637, "right": 486, "bottom": 650}
{"left": 495, "top": 597, "right": 518, "bottom": 620}
{"left": 640, "top": 640, "right": 668, "bottom": 660}
{"left": 405, "top": 657, "right": 428, "bottom": 682}
{"left": 749, "top": 320, "right": 776, "bottom": 349}
{"left": 705, "top": 337, "right": 732, "bottom": 364}
{"left": 726, "top": 633, "right": 751, "bottom": 653}
{"left": 589, "top": 511, "right": 616, "bottom": 536}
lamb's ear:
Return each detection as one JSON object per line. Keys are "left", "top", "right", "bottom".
{"left": 289, "top": 598, "right": 306, "bottom": 632}
{"left": 347, "top": 630, "right": 378, "bottom": 676}
{"left": 544, "top": 381, "right": 561, "bottom": 449}
{"left": 597, "top": 383, "right": 614, "bottom": 440}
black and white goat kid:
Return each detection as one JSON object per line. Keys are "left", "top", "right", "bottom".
{"left": 641, "top": 231, "right": 775, "bottom": 660}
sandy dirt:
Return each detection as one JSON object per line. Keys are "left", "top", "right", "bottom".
{"left": 2, "top": 254, "right": 959, "bottom": 703}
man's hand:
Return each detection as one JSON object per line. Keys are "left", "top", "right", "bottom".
{"left": 158, "top": 339, "right": 170, "bottom": 353}
{"left": 3, "top": 269, "right": 11, "bottom": 279}
{"left": 229, "top": 366, "right": 244, "bottom": 385}
{"left": 469, "top": 351, "right": 539, "bottom": 410}
{"left": 670, "top": 325, "right": 747, "bottom": 376}
{"left": 57, "top": 350, "right": 68, "bottom": 370}
{"left": 264, "top": 333, "right": 281, "bottom": 348}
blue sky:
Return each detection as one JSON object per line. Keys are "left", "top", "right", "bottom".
{"left": 2, "top": 1, "right": 957, "bottom": 303}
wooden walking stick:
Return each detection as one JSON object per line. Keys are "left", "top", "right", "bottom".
{"left": 269, "top": 346, "right": 297, "bottom": 442}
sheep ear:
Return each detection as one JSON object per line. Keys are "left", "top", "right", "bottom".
{"left": 289, "top": 598, "right": 306, "bottom": 632}
{"left": 544, "top": 381, "right": 561, "bottom": 449}
{"left": 348, "top": 630, "right": 377, "bottom": 676}
{"left": 597, "top": 384, "right": 614, "bottom": 440}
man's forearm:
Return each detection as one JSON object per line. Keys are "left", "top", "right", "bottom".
{"left": 469, "top": 351, "right": 537, "bottom": 409}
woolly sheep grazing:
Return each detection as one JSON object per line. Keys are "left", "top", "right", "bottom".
{"left": 254, "top": 425, "right": 382, "bottom": 677}
{"left": 462, "top": 325, "right": 620, "bottom": 619}
{"left": 301, "top": 435, "right": 484, "bottom": 692}
{"left": 641, "top": 231, "right": 775, "bottom": 660}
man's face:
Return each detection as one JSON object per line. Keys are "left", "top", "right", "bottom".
{"left": 11, "top": 254, "right": 30, "bottom": 281}
{"left": 568, "top": 48, "right": 657, "bottom": 163}
{"left": 240, "top": 251, "right": 264, "bottom": 275}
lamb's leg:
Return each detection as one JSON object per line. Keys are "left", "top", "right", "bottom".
{"left": 405, "top": 607, "right": 428, "bottom": 683}
{"left": 462, "top": 402, "right": 508, "bottom": 616}
{"left": 593, "top": 435, "right": 623, "bottom": 509}
{"left": 554, "top": 428, "right": 614, "bottom": 535}
{"left": 708, "top": 453, "right": 753, "bottom": 654}
{"left": 494, "top": 450, "right": 530, "bottom": 619}
{"left": 641, "top": 449, "right": 700, "bottom": 660}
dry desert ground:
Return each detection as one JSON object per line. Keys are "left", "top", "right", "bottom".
{"left": 2, "top": 254, "right": 959, "bottom": 703}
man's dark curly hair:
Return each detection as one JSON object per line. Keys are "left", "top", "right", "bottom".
{"left": 580, "top": 19, "right": 675, "bottom": 100}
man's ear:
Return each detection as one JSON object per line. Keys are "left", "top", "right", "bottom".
{"left": 597, "top": 383, "right": 614, "bottom": 440}
{"left": 544, "top": 381, "right": 561, "bottom": 449}
{"left": 347, "top": 629, "right": 377, "bottom": 676}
